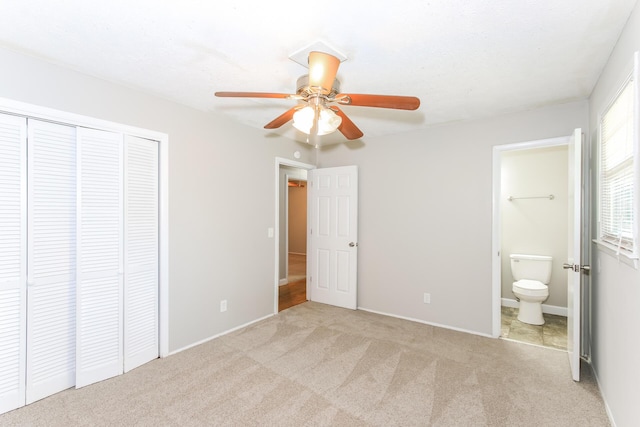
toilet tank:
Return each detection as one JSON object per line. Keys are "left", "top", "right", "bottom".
{"left": 510, "top": 254, "right": 553, "bottom": 284}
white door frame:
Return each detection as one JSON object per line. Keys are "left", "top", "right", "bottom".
{"left": 274, "top": 157, "right": 315, "bottom": 314}
{"left": 0, "top": 96, "right": 170, "bottom": 358}
{"left": 491, "top": 135, "right": 571, "bottom": 337}
{"left": 283, "top": 172, "right": 290, "bottom": 285}
{"left": 567, "top": 128, "right": 583, "bottom": 381}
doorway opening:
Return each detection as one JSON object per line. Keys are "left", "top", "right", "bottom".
{"left": 274, "top": 158, "right": 314, "bottom": 313}
{"left": 279, "top": 176, "right": 308, "bottom": 311}
{"left": 492, "top": 136, "right": 571, "bottom": 350}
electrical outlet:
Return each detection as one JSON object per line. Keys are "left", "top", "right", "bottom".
{"left": 423, "top": 293, "right": 431, "bottom": 304}
{"left": 220, "top": 299, "right": 227, "bottom": 312}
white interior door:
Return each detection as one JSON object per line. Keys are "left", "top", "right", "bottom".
{"left": 123, "top": 135, "right": 159, "bottom": 372}
{"left": 566, "top": 128, "right": 583, "bottom": 382}
{"left": 307, "top": 166, "right": 358, "bottom": 309}
{"left": 76, "top": 128, "right": 123, "bottom": 388}
{"left": 26, "top": 120, "right": 77, "bottom": 403}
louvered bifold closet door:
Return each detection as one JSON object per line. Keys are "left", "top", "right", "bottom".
{"left": 25, "top": 120, "right": 77, "bottom": 404}
{"left": 123, "top": 135, "right": 159, "bottom": 372}
{"left": 75, "top": 128, "right": 123, "bottom": 388}
{"left": 0, "top": 113, "right": 27, "bottom": 414}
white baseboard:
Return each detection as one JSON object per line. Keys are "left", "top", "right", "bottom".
{"left": 168, "top": 313, "right": 274, "bottom": 356}
{"left": 357, "top": 307, "right": 494, "bottom": 339}
{"left": 279, "top": 278, "right": 288, "bottom": 286}
{"left": 591, "top": 364, "right": 617, "bottom": 427}
{"left": 501, "top": 298, "right": 567, "bottom": 317}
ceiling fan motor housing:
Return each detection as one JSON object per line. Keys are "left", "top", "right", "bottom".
{"left": 296, "top": 75, "right": 341, "bottom": 98}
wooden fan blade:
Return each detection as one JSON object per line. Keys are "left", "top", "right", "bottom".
{"left": 337, "top": 94, "right": 420, "bottom": 110}
{"left": 333, "top": 107, "right": 364, "bottom": 140}
{"left": 264, "top": 107, "right": 298, "bottom": 129}
{"left": 215, "top": 91, "right": 293, "bottom": 99}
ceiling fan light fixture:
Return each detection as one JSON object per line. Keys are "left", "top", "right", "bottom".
{"left": 307, "top": 51, "right": 340, "bottom": 94}
{"left": 215, "top": 50, "right": 420, "bottom": 142}
{"left": 292, "top": 105, "right": 342, "bottom": 136}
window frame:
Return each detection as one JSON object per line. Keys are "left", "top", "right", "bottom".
{"left": 595, "top": 51, "right": 639, "bottom": 265}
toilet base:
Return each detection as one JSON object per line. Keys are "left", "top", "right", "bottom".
{"left": 517, "top": 300, "right": 545, "bottom": 325}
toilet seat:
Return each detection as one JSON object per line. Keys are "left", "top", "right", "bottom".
{"left": 513, "top": 279, "right": 548, "bottom": 297}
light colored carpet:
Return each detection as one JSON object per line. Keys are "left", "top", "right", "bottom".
{"left": 1, "top": 302, "right": 609, "bottom": 426}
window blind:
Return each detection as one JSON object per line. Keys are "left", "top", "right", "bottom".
{"left": 600, "top": 76, "right": 636, "bottom": 255}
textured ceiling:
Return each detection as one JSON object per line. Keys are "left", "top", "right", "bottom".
{"left": 0, "top": 1, "right": 637, "bottom": 145}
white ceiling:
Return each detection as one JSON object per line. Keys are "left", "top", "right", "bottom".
{"left": 0, "top": 0, "right": 637, "bottom": 145}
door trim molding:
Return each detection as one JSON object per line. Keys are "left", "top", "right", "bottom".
{"left": 274, "top": 157, "right": 315, "bottom": 314}
{"left": 491, "top": 136, "right": 569, "bottom": 338}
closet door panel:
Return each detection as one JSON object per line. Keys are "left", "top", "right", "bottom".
{"left": 26, "top": 119, "right": 76, "bottom": 404}
{"left": 76, "top": 128, "right": 123, "bottom": 388}
{"left": 0, "top": 114, "right": 27, "bottom": 414}
{"left": 124, "top": 135, "right": 159, "bottom": 372}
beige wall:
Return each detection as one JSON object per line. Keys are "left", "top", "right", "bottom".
{"left": 317, "top": 101, "right": 587, "bottom": 335}
{"left": 4, "top": 4, "right": 639, "bottom": 418}
{"left": 588, "top": 3, "right": 640, "bottom": 426}
{"left": 0, "top": 47, "right": 316, "bottom": 352}
{"left": 500, "top": 145, "right": 569, "bottom": 308}
{"left": 288, "top": 184, "right": 307, "bottom": 254}
{"left": 0, "top": 45, "right": 588, "bottom": 339}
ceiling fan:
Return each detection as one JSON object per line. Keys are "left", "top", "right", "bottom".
{"left": 215, "top": 51, "right": 420, "bottom": 144}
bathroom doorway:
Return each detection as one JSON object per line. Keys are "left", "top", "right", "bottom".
{"left": 492, "top": 135, "right": 575, "bottom": 351}
{"left": 499, "top": 142, "right": 569, "bottom": 349}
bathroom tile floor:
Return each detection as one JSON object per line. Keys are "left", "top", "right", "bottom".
{"left": 501, "top": 306, "right": 567, "bottom": 350}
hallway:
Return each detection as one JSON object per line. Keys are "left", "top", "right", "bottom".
{"left": 279, "top": 253, "right": 306, "bottom": 312}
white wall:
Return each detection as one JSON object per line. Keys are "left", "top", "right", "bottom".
{"left": 317, "top": 101, "right": 587, "bottom": 335}
{"left": 588, "top": 3, "right": 640, "bottom": 425}
{"left": 0, "top": 47, "right": 316, "bottom": 352}
{"left": 500, "top": 146, "right": 568, "bottom": 308}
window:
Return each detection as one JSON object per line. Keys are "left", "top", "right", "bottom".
{"left": 598, "top": 52, "right": 639, "bottom": 258}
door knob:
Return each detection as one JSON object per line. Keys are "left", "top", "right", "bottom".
{"left": 349, "top": 242, "right": 358, "bottom": 247}
{"left": 563, "top": 263, "right": 590, "bottom": 273}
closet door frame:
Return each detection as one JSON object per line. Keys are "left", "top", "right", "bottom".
{"left": 0, "top": 96, "right": 170, "bottom": 359}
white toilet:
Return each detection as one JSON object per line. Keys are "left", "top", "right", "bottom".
{"left": 510, "top": 254, "right": 552, "bottom": 325}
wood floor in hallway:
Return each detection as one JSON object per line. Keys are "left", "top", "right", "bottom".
{"left": 278, "top": 279, "right": 306, "bottom": 312}
{"left": 279, "top": 253, "right": 307, "bottom": 312}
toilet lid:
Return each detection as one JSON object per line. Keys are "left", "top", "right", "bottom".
{"left": 514, "top": 279, "right": 547, "bottom": 290}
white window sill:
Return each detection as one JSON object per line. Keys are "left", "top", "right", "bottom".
{"left": 593, "top": 239, "right": 639, "bottom": 269}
